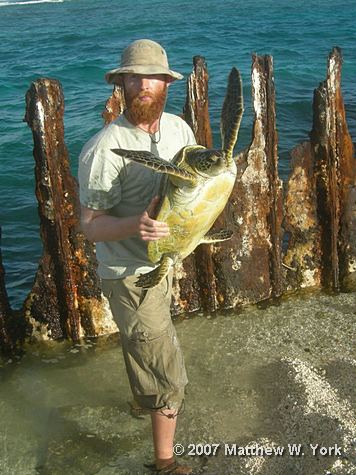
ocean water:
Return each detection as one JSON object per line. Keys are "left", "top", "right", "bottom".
{"left": 0, "top": 0, "right": 355, "bottom": 307}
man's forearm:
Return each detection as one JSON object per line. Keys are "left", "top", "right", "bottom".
{"left": 82, "top": 214, "right": 139, "bottom": 242}
{"left": 80, "top": 197, "right": 170, "bottom": 243}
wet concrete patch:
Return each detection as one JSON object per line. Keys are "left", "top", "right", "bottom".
{"left": 0, "top": 290, "right": 355, "bottom": 474}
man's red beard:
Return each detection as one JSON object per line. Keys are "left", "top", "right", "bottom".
{"left": 124, "top": 88, "right": 167, "bottom": 125}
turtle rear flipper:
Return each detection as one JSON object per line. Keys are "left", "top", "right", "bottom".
{"left": 111, "top": 149, "right": 196, "bottom": 184}
{"left": 220, "top": 67, "right": 244, "bottom": 161}
{"left": 135, "top": 255, "right": 175, "bottom": 289}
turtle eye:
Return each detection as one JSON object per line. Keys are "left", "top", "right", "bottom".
{"left": 198, "top": 155, "right": 222, "bottom": 172}
{"left": 189, "top": 149, "right": 224, "bottom": 172}
{"left": 201, "top": 150, "right": 222, "bottom": 162}
{"left": 206, "top": 150, "right": 225, "bottom": 163}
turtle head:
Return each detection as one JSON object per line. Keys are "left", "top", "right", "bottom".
{"left": 187, "top": 148, "right": 227, "bottom": 177}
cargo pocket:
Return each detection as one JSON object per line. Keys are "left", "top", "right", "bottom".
{"left": 134, "top": 273, "right": 173, "bottom": 333}
{"left": 125, "top": 324, "right": 186, "bottom": 396}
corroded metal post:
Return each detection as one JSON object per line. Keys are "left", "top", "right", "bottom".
{"left": 24, "top": 79, "right": 116, "bottom": 341}
{"left": 183, "top": 55, "right": 213, "bottom": 148}
{"left": 284, "top": 48, "right": 356, "bottom": 291}
{"left": 102, "top": 84, "right": 125, "bottom": 125}
{"left": 212, "top": 55, "right": 284, "bottom": 308}
{"left": 260, "top": 55, "right": 284, "bottom": 298}
{"left": 283, "top": 142, "right": 322, "bottom": 288}
{"left": 312, "top": 47, "right": 356, "bottom": 290}
{"left": 178, "top": 56, "right": 216, "bottom": 313}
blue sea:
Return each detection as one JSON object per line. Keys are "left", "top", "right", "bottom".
{"left": 0, "top": 0, "right": 355, "bottom": 307}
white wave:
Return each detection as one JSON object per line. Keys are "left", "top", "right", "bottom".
{"left": 0, "top": 0, "right": 64, "bottom": 6}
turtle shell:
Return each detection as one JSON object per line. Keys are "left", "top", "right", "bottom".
{"left": 147, "top": 147, "right": 237, "bottom": 263}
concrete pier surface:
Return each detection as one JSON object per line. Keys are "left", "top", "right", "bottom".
{"left": 0, "top": 289, "right": 354, "bottom": 474}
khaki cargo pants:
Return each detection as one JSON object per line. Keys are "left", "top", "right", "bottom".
{"left": 102, "top": 272, "right": 188, "bottom": 413}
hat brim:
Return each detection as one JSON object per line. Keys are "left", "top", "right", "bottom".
{"left": 105, "top": 64, "right": 183, "bottom": 84}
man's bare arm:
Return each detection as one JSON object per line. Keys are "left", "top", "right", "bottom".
{"left": 80, "top": 196, "right": 169, "bottom": 243}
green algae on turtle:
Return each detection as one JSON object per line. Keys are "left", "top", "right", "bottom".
{"left": 111, "top": 67, "right": 244, "bottom": 288}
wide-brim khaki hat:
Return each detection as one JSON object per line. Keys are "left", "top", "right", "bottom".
{"left": 105, "top": 39, "right": 183, "bottom": 84}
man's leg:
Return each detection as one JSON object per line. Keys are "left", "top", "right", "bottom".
{"left": 102, "top": 274, "right": 191, "bottom": 473}
{"left": 151, "top": 410, "right": 177, "bottom": 460}
{"left": 151, "top": 410, "right": 195, "bottom": 474}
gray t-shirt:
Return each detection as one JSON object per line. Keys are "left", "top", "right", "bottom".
{"left": 78, "top": 112, "right": 196, "bottom": 279}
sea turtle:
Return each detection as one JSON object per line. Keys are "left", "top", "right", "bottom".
{"left": 111, "top": 67, "right": 243, "bottom": 288}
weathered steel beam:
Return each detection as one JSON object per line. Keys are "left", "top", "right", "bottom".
{"left": 174, "top": 56, "right": 214, "bottom": 314}
{"left": 102, "top": 84, "right": 125, "bottom": 125}
{"left": 312, "top": 47, "right": 356, "bottom": 290}
{"left": 211, "top": 55, "right": 284, "bottom": 308}
{"left": 283, "top": 142, "right": 322, "bottom": 288}
{"left": 24, "top": 78, "right": 116, "bottom": 341}
{"left": 261, "top": 55, "right": 284, "bottom": 298}
{"left": 284, "top": 48, "right": 356, "bottom": 291}
{"left": 183, "top": 55, "right": 213, "bottom": 148}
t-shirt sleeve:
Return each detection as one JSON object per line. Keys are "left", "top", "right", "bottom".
{"left": 78, "top": 132, "right": 123, "bottom": 210}
{"left": 183, "top": 120, "right": 197, "bottom": 146}
{"left": 177, "top": 116, "right": 197, "bottom": 146}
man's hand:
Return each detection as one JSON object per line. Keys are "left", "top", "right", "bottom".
{"left": 137, "top": 196, "right": 170, "bottom": 241}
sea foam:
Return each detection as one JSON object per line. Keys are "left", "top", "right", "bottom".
{"left": 0, "top": 0, "right": 64, "bottom": 7}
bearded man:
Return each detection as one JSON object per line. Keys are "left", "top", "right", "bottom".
{"left": 78, "top": 39, "right": 195, "bottom": 474}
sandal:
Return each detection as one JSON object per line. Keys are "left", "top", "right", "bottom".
{"left": 144, "top": 458, "right": 193, "bottom": 474}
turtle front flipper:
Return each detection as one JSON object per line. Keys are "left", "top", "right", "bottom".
{"left": 220, "top": 67, "right": 244, "bottom": 162}
{"left": 199, "top": 229, "right": 233, "bottom": 244}
{"left": 111, "top": 149, "right": 196, "bottom": 184}
{"left": 135, "top": 254, "right": 176, "bottom": 289}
